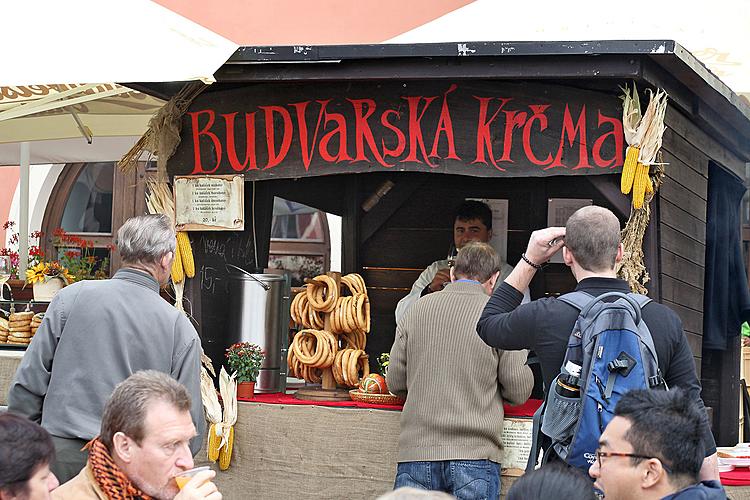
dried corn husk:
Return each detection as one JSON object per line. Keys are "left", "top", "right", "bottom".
{"left": 617, "top": 163, "right": 666, "bottom": 293}
{"left": 215, "top": 367, "right": 238, "bottom": 470}
{"left": 145, "top": 179, "right": 188, "bottom": 310}
{"left": 201, "top": 366, "right": 223, "bottom": 425}
{"left": 119, "top": 81, "right": 206, "bottom": 182}
{"left": 145, "top": 179, "right": 175, "bottom": 223}
{"left": 637, "top": 89, "right": 668, "bottom": 166}
{"left": 620, "top": 83, "right": 642, "bottom": 146}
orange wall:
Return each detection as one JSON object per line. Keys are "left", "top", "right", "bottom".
{"left": 153, "top": 0, "right": 475, "bottom": 45}
{"left": 0, "top": 166, "right": 19, "bottom": 245}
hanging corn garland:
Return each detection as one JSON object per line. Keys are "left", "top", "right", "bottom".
{"left": 617, "top": 83, "right": 669, "bottom": 293}
{"left": 145, "top": 179, "right": 197, "bottom": 310}
{"left": 213, "top": 367, "right": 237, "bottom": 470}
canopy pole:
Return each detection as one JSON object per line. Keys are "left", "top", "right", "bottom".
{"left": 19, "top": 142, "right": 29, "bottom": 278}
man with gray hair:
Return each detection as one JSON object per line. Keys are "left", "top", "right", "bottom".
{"left": 9, "top": 214, "right": 205, "bottom": 485}
{"left": 387, "top": 242, "right": 533, "bottom": 499}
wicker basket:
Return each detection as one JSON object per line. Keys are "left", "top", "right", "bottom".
{"left": 349, "top": 389, "right": 404, "bottom": 405}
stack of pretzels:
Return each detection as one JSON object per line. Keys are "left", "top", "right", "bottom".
{"left": 288, "top": 273, "right": 371, "bottom": 388}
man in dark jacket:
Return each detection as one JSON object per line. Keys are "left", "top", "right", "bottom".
{"left": 589, "top": 389, "right": 725, "bottom": 500}
{"left": 476, "top": 205, "right": 718, "bottom": 480}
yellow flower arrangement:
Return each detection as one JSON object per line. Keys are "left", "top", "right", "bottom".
{"left": 26, "top": 261, "right": 75, "bottom": 285}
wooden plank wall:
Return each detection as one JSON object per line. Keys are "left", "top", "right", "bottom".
{"left": 660, "top": 104, "right": 749, "bottom": 445}
{"left": 358, "top": 172, "right": 621, "bottom": 393}
{"left": 658, "top": 125, "right": 709, "bottom": 378}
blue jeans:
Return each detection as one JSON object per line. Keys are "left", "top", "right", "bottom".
{"left": 394, "top": 460, "right": 501, "bottom": 500}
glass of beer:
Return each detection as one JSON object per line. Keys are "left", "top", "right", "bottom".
{"left": 174, "top": 466, "right": 211, "bottom": 490}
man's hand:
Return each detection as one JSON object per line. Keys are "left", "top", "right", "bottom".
{"left": 175, "top": 470, "right": 222, "bottom": 500}
{"left": 504, "top": 227, "right": 566, "bottom": 294}
{"left": 428, "top": 269, "right": 452, "bottom": 293}
{"left": 524, "top": 227, "right": 566, "bottom": 267}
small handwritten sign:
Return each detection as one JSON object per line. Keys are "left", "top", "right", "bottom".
{"left": 174, "top": 175, "right": 244, "bottom": 231}
{"left": 501, "top": 417, "right": 534, "bottom": 476}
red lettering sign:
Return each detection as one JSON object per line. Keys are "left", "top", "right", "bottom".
{"left": 174, "top": 82, "right": 625, "bottom": 181}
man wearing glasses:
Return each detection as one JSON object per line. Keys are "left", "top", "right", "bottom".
{"left": 589, "top": 389, "right": 725, "bottom": 499}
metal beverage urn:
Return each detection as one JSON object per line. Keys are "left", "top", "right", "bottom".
{"left": 226, "top": 265, "right": 290, "bottom": 393}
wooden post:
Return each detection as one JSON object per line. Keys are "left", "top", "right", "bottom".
{"left": 320, "top": 271, "right": 340, "bottom": 390}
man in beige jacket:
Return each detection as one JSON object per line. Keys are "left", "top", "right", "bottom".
{"left": 53, "top": 371, "right": 219, "bottom": 500}
{"left": 388, "top": 242, "right": 533, "bottom": 499}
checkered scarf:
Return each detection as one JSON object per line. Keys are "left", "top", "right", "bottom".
{"left": 85, "top": 437, "right": 153, "bottom": 500}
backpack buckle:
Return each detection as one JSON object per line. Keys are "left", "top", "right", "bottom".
{"left": 607, "top": 351, "right": 636, "bottom": 377}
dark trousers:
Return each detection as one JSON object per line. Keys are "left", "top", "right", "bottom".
{"left": 51, "top": 436, "right": 89, "bottom": 485}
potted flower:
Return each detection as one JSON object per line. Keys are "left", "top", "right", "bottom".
{"left": 225, "top": 342, "right": 265, "bottom": 399}
{"left": 52, "top": 229, "right": 111, "bottom": 281}
{"left": 26, "top": 261, "right": 74, "bottom": 301}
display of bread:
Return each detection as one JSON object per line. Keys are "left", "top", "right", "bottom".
{"left": 288, "top": 273, "right": 371, "bottom": 388}
{"left": 1, "top": 310, "right": 42, "bottom": 346}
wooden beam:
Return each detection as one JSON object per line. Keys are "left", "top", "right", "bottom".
{"left": 360, "top": 177, "right": 425, "bottom": 245}
{"left": 216, "top": 55, "right": 641, "bottom": 83}
{"left": 586, "top": 175, "right": 630, "bottom": 219}
{"left": 644, "top": 196, "right": 661, "bottom": 299}
{"left": 342, "top": 176, "right": 360, "bottom": 273}
{"left": 702, "top": 342, "right": 741, "bottom": 446}
{"left": 251, "top": 180, "right": 274, "bottom": 271}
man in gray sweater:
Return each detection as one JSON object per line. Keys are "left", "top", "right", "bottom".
{"left": 387, "top": 242, "right": 533, "bottom": 499}
{"left": 8, "top": 214, "right": 205, "bottom": 485}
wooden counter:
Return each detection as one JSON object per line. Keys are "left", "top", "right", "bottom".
{"left": 194, "top": 401, "right": 519, "bottom": 500}
{"left": 2, "top": 354, "right": 750, "bottom": 499}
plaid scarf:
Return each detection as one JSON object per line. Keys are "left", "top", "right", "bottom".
{"left": 85, "top": 437, "right": 154, "bottom": 500}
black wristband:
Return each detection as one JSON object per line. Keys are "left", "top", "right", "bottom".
{"left": 421, "top": 284, "right": 432, "bottom": 297}
{"left": 520, "top": 253, "right": 544, "bottom": 270}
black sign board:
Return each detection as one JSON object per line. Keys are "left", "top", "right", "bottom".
{"left": 170, "top": 80, "right": 625, "bottom": 180}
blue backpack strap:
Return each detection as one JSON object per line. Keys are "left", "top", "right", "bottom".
{"left": 628, "top": 293, "right": 652, "bottom": 309}
{"left": 557, "top": 291, "right": 594, "bottom": 311}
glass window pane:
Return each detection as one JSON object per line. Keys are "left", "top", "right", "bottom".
{"left": 268, "top": 255, "right": 324, "bottom": 287}
{"left": 270, "top": 199, "right": 324, "bottom": 241}
{"left": 60, "top": 163, "right": 114, "bottom": 233}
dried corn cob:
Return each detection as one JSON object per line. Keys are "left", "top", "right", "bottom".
{"left": 177, "top": 232, "right": 195, "bottom": 278}
{"left": 632, "top": 162, "right": 649, "bottom": 209}
{"left": 218, "top": 425, "right": 234, "bottom": 470}
{"left": 171, "top": 243, "right": 184, "bottom": 283}
{"left": 620, "top": 146, "right": 640, "bottom": 194}
{"left": 207, "top": 423, "right": 221, "bottom": 462}
{"left": 645, "top": 174, "right": 654, "bottom": 196}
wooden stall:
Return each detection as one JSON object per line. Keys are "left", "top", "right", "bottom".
{"left": 137, "top": 41, "right": 750, "bottom": 448}
{"left": 1, "top": 39, "right": 746, "bottom": 497}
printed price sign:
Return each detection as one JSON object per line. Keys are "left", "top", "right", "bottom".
{"left": 174, "top": 175, "right": 244, "bottom": 231}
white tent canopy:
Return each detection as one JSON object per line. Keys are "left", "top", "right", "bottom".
{"left": 1, "top": 0, "right": 237, "bottom": 87}
{"left": 0, "top": 84, "right": 164, "bottom": 166}
{"left": 388, "top": 0, "right": 750, "bottom": 99}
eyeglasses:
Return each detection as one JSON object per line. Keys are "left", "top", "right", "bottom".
{"left": 595, "top": 450, "right": 672, "bottom": 474}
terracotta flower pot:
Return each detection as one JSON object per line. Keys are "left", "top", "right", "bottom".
{"left": 32, "top": 277, "right": 65, "bottom": 301}
{"left": 237, "top": 381, "right": 256, "bottom": 400}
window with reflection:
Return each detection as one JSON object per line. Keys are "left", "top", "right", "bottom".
{"left": 268, "top": 198, "right": 330, "bottom": 287}
{"left": 60, "top": 162, "right": 114, "bottom": 233}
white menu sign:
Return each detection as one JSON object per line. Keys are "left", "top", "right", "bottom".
{"left": 174, "top": 175, "right": 244, "bottom": 231}
{"left": 470, "top": 198, "right": 509, "bottom": 262}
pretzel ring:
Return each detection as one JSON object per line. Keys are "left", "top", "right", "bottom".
{"left": 347, "top": 349, "right": 370, "bottom": 387}
{"left": 333, "top": 350, "right": 346, "bottom": 386}
{"left": 291, "top": 330, "right": 336, "bottom": 368}
{"left": 306, "top": 275, "right": 338, "bottom": 312}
